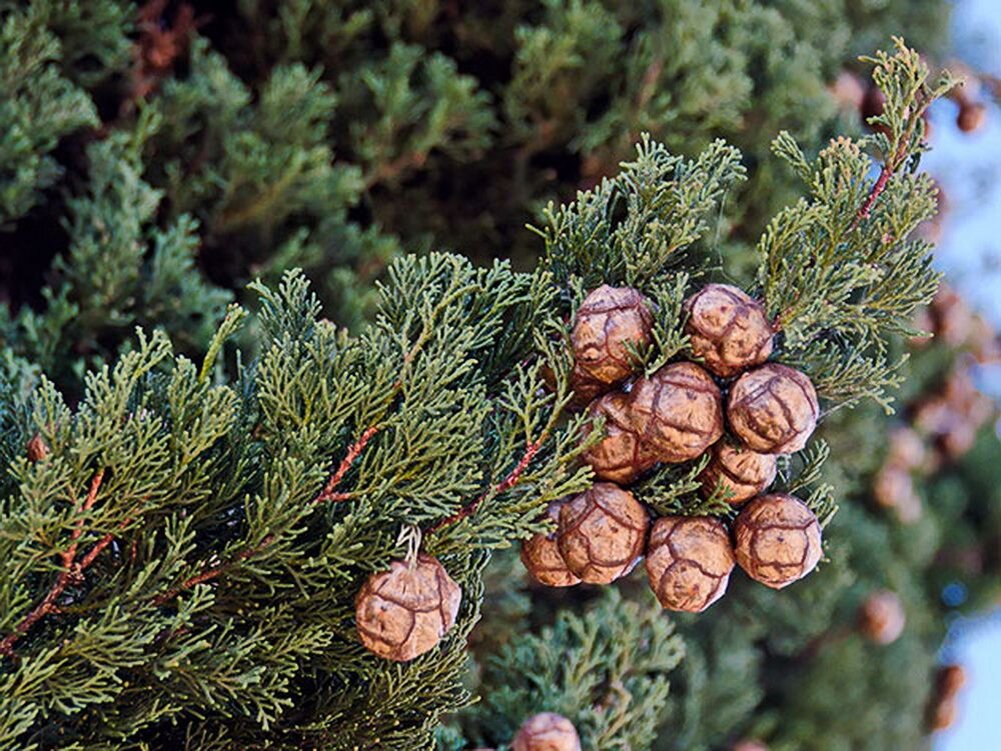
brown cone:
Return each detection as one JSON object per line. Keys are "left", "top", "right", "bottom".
{"left": 571, "top": 285, "right": 653, "bottom": 389}
{"left": 26, "top": 434, "right": 50, "bottom": 463}
{"left": 629, "top": 362, "right": 725, "bottom": 462}
{"left": 521, "top": 503, "right": 582, "bottom": 587}
{"left": 684, "top": 284, "right": 774, "bottom": 377}
{"left": 733, "top": 493, "right": 822, "bottom": 589}
{"left": 699, "top": 442, "right": 777, "bottom": 504}
{"left": 858, "top": 589, "right": 907, "bottom": 645}
{"left": 557, "top": 483, "right": 649, "bottom": 584}
{"left": 581, "top": 391, "right": 659, "bottom": 484}
{"left": 355, "top": 554, "right": 461, "bottom": 662}
{"left": 512, "top": 712, "right": 581, "bottom": 751}
{"left": 936, "top": 664, "right": 967, "bottom": 699}
{"left": 645, "top": 516, "right": 735, "bottom": 612}
{"left": 957, "top": 101, "right": 987, "bottom": 133}
{"left": 727, "top": 364, "right": 819, "bottom": 454}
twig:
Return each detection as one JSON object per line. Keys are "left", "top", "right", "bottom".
{"left": 153, "top": 427, "right": 379, "bottom": 606}
{"left": 425, "top": 438, "right": 543, "bottom": 537}
{"left": 312, "top": 425, "right": 380, "bottom": 504}
{"left": 151, "top": 534, "right": 275, "bottom": 606}
{"left": 0, "top": 469, "right": 107, "bottom": 658}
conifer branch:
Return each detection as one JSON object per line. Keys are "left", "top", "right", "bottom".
{"left": 425, "top": 436, "right": 545, "bottom": 537}
{"left": 151, "top": 535, "right": 276, "bottom": 606}
{"left": 0, "top": 469, "right": 106, "bottom": 658}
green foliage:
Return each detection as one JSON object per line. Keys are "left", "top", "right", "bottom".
{"left": 1, "top": 126, "right": 231, "bottom": 394}
{"left": 456, "top": 589, "right": 684, "bottom": 750}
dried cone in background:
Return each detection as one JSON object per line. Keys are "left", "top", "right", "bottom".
{"left": 936, "top": 664, "right": 967, "bottom": 699}
{"left": 733, "top": 493, "right": 822, "bottom": 589}
{"left": 885, "top": 426, "right": 927, "bottom": 472}
{"left": 512, "top": 712, "right": 581, "bottom": 751}
{"left": 731, "top": 741, "right": 770, "bottom": 751}
{"left": 628, "top": 362, "right": 724, "bottom": 462}
{"left": 645, "top": 516, "right": 735, "bottom": 612}
{"left": 928, "top": 697, "right": 959, "bottom": 732}
{"left": 872, "top": 465, "right": 923, "bottom": 523}
{"left": 829, "top": 70, "right": 865, "bottom": 111}
{"left": 858, "top": 589, "right": 907, "bottom": 645}
{"left": 571, "top": 285, "right": 653, "bottom": 390}
{"left": 26, "top": 434, "right": 50, "bottom": 462}
{"left": 558, "top": 483, "right": 649, "bottom": 584}
{"left": 581, "top": 391, "right": 658, "bottom": 484}
{"left": 355, "top": 554, "right": 461, "bottom": 662}
{"left": 684, "top": 284, "right": 775, "bottom": 377}
{"left": 957, "top": 101, "right": 987, "bottom": 133}
{"left": 728, "top": 364, "right": 819, "bottom": 454}
{"left": 520, "top": 502, "right": 581, "bottom": 587}
{"left": 699, "top": 442, "right": 777, "bottom": 504}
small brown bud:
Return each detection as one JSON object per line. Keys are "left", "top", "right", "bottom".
{"left": 733, "top": 493, "right": 822, "bottom": 589}
{"left": 645, "top": 516, "right": 734, "bottom": 612}
{"left": 355, "top": 554, "right": 461, "bottom": 662}
{"left": 26, "top": 434, "right": 50, "bottom": 463}
{"left": 581, "top": 391, "right": 659, "bottom": 484}
{"left": 558, "top": 483, "right": 649, "bottom": 584}
{"left": 858, "top": 589, "right": 907, "bottom": 645}
{"left": 571, "top": 285, "right": 653, "bottom": 389}
{"left": 727, "top": 364, "right": 819, "bottom": 454}
{"left": 512, "top": 712, "right": 581, "bottom": 751}
{"left": 957, "top": 101, "right": 987, "bottom": 133}
{"left": 684, "top": 284, "right": 774, "bottom": 377}
{"left": 628, "top": 362, "right": 725, "bottom": 463}
{"left": 699, "top": 442, "right": 777, "bottom": 505}
{"left": 520, "top": 503, "right": 581, "bottom": 588}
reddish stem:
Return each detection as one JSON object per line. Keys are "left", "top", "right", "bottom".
{"left": 426, "top": 439, "right": 543, "bottom": 536}
{"left": 313, "top": 425, "right": 380, "bottom": 504}
{"left": 0, "top": 469, "right": 107, "bottom": 658}
{"left": 153, "top": 427, "right": 379, "bottom": 606}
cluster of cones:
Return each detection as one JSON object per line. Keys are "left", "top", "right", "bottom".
{"left": 523, "top": 284, "right": 826, "bottom": 613}
{"left": 873, "top": 286, "right": 999, "bottom": 523}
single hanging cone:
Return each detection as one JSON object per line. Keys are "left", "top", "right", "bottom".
{"left": 355, "top": 554, "right": 461, "bottom": 661}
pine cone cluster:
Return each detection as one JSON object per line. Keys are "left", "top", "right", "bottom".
{"left": 523, "top": 283, "right": 825, "bottom": 609}
{"left": 874, "top": 287, "right": 998, "bottom": 522}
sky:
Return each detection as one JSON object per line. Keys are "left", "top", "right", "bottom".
{"left": 925, "top": 1, "right": 1001, "bottom": 749}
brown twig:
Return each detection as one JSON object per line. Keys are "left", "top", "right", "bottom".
{"left": 153, "top": 427, "right": 379, "bottom": 606}
{"left": 0, "top": 469, "right": 107, "bottom": 658}
{"left": 312, "top": 426, "right": 380, "bottom": 504}
{"left": 151, "top": 534, "right": 276, "bottom": 606}
{"left": 852, "top": 96, "right": 928, "bottom": 229}
{"left": 425, "top": 438, "right": 543, "bottom": 537}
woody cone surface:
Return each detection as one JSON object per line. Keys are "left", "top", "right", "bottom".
{"left": 557, "top": 483, "right": 649, "bottom": 584}
{"left": 628, "top": 362, "right": 724, "bottom": 462}
{"left": 733, "top": 493, "right": 822, "bottom": 589}
{"left": 512, "top": 712, "right": 581, "bottom": 751}
{"left": 581, "top": 391, "right": 659, "bottom": 483}
{"left": 521, "top": 503, "right": 582, "bottom": 587}
{"left": 728, "top": 364, "right": 819, "bottom": 454}
{"left": 645, "top": 516, "right": 735, "bottom": 612}
{"left": 684, "top": 284, "right": 775, "bottom": 377}
{"left": 571, "top": 285, "right": 653, "bottom": 390}
{"left": 355, "top": 554, "right": 461, "bottom": 661}
{"left": 699, "top": 442, "right": 777, "bottom": 504}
